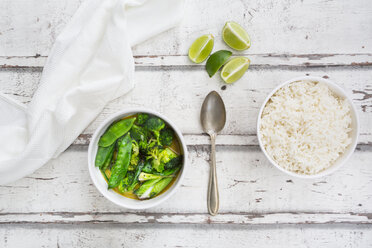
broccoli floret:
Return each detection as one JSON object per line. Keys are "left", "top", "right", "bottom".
{"left": 130, "top": 125, "right": 147, "bottom": 141}
{"left": 164, "top": 155, "right": 183, "bottom": 170}
{"left": 130, "top": 125, "right": 148, "bottom": 153}
{"left": 147, "top": 145, "right": 163, "bottom": 172}
{"left": 146, "top": 147, "right": 178, "bottom": 173}
{"left": 136, "top": 113, "right": 149, "bottom": 125}
{"left": 160, "top": 148, "right": 178, "bottom": 164}
{"left": 141, "top": 161, "right": 153, "bottom": 173}
{"left": 144, "top": 117, "right": 165, "bottom": 141}
{"left": 146, "top": 145, "right": 163, "bottom": 172}
{"left": 130, "top": 139, "right": 140, "bottom": 166}
{"left": 159, "top": 128, "right": 174, "bottom": 146}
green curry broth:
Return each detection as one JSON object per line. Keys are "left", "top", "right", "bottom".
{"left": 100, "top": 113, "right": 183, "bottom": 200}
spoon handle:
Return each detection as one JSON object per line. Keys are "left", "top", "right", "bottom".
{"left": 208, "top": 133, "right": 219, "bottom": 216}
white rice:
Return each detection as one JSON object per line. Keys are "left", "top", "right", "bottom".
{"left": 259, "top": 80, "right": 352, "bottom": 175}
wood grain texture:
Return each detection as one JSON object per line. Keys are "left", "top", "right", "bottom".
{"left": 0, "top": 212, "right": 371, "bottom": 225}
{"left": 0, "top": 146, "right": 371, "bottom": 222}
{"left": 1, "top": 67, "right": 371, "bottom": 145}
{"left": 1, "top": 0, "right": 372, "bottom": 56}
{"left": 1, "top": 0, "right": 372, "bottom": 245}
{"left": 1, "top": 224, "right": 371, "bottom": 248}
{"left": 1, "top": 53, "right": 372, "bottom": 68}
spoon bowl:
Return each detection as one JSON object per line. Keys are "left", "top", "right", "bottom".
{"left": 201, "top": 91, "right": 226, "bottom": 134}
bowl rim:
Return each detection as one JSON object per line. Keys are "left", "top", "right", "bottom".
{"left": 256, "top": 76, "right": 359, "bottom": 179}
{"left": 88, "top": 108, "right": 188, "bottom": 209}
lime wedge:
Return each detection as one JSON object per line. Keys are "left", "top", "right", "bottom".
{"left": 221, "top": 57, "right": 250, "bottom": 84}
{"left": 206, "top": 50, "right": 232, "bottom": 77}
{"left": 188, "top": 34, "right": 214, "bottom": 63}
{"left": 222, "top": 22, "right": 251, "bottom": 51}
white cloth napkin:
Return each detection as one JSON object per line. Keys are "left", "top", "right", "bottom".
{"left": 0, "top": 0, "right": 184, "bottom": 185}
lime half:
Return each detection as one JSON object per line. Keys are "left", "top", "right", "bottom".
{"left": 221, "top": 57, "right": 250, "bottom": 84}
{"left": 222, "top": 22, "right": 251, "bottom": 51}
{"left": 188, "top": 34, "right": 214, "bottom": 63}
{"left": 206, "top": 50, "right": 232, "bottom": 77}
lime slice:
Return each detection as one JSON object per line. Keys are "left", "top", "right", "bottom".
{"left": 206, "top": 50, "right": 232, "bottom": 77}
{"left": 222, "top": 22, "right": 251, "bottom": 51}
{"left": 221, "top": 57, "right": 250, "bottom": 84}
{"left": 188, "top": 34, "right": 214, "bottom": 63}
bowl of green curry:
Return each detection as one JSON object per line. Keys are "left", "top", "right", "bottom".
{"left": 88, "top": 108, "right": 187, "bottom": 209}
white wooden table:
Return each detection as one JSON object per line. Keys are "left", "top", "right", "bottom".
{"left": 1, "top": 0, "right": 372, "bottom": 247}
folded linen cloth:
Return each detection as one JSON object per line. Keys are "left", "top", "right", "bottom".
{"left": 0, "top": 0, "right": 184, "bottom": 184}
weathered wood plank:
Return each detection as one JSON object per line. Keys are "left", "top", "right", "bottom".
{"left": 0, "top": 212, "right": 371, "bottom": 225}
{"left": 1, "top": 0, "right": 371, "bottom": 58}
{"left": 73, "top": 133, "right": 372, "bottom": 146}
{"left": 0, "top": 146, "right": 371, "bottom": 217}
{"left": 1, "top": 67, "right": 371, "bottom": 145}
{"left": 1, "top": 224, "right": 371, "bottom": 248}
{"left": 1, "top": 53, "right": 372, "bottom": 68}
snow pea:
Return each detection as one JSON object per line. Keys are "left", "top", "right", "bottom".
{"left": 108, "top": 134, "right": 132, "bottom": 189}
{"left": 102, "top": 143, "right": 115, "bottom": 170}
{"left": 95, "top": 143, "right": 115, "bottom": 168}
{"left": 98, "top": 117, "right": 136, "bottom": 147}
{"left": 117, "top": 172, "right": 134, "bottom": 193}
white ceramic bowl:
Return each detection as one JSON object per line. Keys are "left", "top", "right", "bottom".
{"left": 257, "top": 76, "right": 359, "bottom": 179}
{"left": 88, "top": 108, "right": 188, "bottom": 209}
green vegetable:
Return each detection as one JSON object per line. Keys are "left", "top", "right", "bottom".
{"left": 160, "top": 148, "right": 178, "bottom": 164}
{"left": 139, "top": 166, "right": 179, "bottom": 181}
{"left": 108, "top": 134, "right": 132, "bottom": 189}
{"left": 100, "top": 113, "right": 184, "bottom": 200}
{"left": 130, "top": 139, "right": 140, "bottom": 166}
{"left": 130, "top": 124, "right": 148, "bottom": 153}
{"left": 147, "top": 147, "right": 178, "bottom": 172}
{"left": 150, "top": 177, "right": 174, "bottom": 198}
{"left": 127, "top": 160, "right": 145, "bottom": 191}
{"left": 155, "top": 166, "right": 181, "bottom": 176}
{"left": 136, "top": 113, "right": 149, "bottom": 125}
{"left": 144, "top": 117, "right": 165, "bottom": 141}
{"left": 135, "top": 179, "right": 161, "bottom": 199}
{"left": 118, "top": 172, "right": 134, "bottom": 193}
{"left": 138, "top": 172, "right": 164, "bottom": 182}
{"left": 130, "top": 125, "right": 147, "bottom": 141}
{"left": 95, "top": 143, "right": 115, "bottom": 168}
{"left": 164, "top": 155, "right": 183, "bottom": 170}
{"left": 159, "top": 128, "right": 174, "bottom": 146}
{"left": 98, "top": 118, "right": 136, "bottom": 147}
{"left": 101, "top": 169, "right": 110, "bottom": 182}
{"left": 141, "top": 161, "right": 153, "bottom": 173}
{"left": 102, "top": 144, "right": 115, "bottom": 170}
{"left": 147, "top": 145, "right": 163, "bottom": 172}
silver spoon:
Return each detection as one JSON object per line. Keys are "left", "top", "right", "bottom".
{"left": 200, "top": 91, "right": 226, "bottom": 216}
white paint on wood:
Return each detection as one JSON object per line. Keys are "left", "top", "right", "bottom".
{"left": 0, "top": 146, "right": 371, "bottom": 216}
{"left": 1, "top": 53, "right": 372, "bottom": 68}
{"left": 73, "top": 133, "right": 372, "bottom": 146}
{"left": 1, "top": 0, "right": 372, "bottom": 245}
{"left": 1, "top": 224, "right": 372, "bottom": 248}
{"left": 0, "top": 212, "right": 370, "bottom": 225}
{"left": 1, "top": 0, "right": 372, "bottom": 56}
{"left": 1, "top": 67, "right": 371, "bottom": 144}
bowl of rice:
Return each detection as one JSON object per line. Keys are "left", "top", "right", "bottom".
{"left": 257, "top": 76, "right": 359, "bottom": 178}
